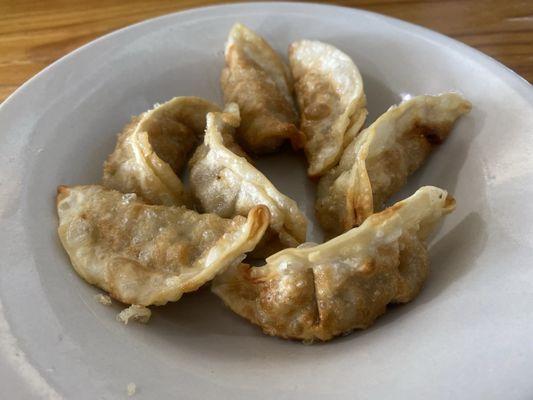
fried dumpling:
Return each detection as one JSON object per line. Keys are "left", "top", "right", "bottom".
{"left": 189, "top": 104, "right": 308, "bottom": 257}
{"left": 56, "top": 185, "right": 269, "bottom": 306}
{"left": 289, "top": 40, "right": 367, "bottom": 177}
{"left": 316, "top": 93, "right": 471, "bottom": 236}
{"left": 212, "top": 186, "right": 455, "bottom": 342}
{"left": 221, "top": 23, "right": 303, "bottom": 153}
{"left": 103, "top": 96, "right": 220, "bottom": 206}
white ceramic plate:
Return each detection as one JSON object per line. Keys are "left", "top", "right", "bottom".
{"left": 1, "top": 2, "right": 532, "bottom": 399}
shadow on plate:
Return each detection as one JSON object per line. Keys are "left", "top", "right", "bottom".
{"left": 362, "top": 72, "right": 402, "bottom": 123}
{"left": 153, "top": 285, "right": 260, "bottom": 338}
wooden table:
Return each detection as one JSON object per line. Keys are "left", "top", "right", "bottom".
{"left": 1, "top": 0, "right": 531, "bottom": 102}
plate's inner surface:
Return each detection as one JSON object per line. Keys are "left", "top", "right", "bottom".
{"left": 1, "top": 3, "right": 532, "bottom": 400}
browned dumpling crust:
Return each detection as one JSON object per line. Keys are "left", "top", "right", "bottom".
{"left": 221, "top": 23, "right": 303, "bottom": 153}
{"left": 316, "top": 93, "right": 471, "bottom": 236}
{"left": 212, "top": 187, "right": 455, "bottom": 342}
{"left": 103, "top": 96, "right": 220, "bottom": 206}
{"left": 189, "top": 104, "right": 308, "bottom": 257}
{"left": 57, "top": 185, "right": 269, "bottom": 306}
{"left": 289, "top": 40, "right": 367, "bottom": 177}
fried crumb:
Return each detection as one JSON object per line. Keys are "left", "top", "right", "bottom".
{"left": 127, "top": 382, "right": 136, "bottom": 396}
{"left": 117, "top": 305, "right": 151, "bottom": 325}
{"left": 94, "top": 293, "right": 112, "bottom": 306}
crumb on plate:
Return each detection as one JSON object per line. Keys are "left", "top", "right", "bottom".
{"left": 127, "top": 382, "right": 136, "bottom": 396}
{"left": 94, "top": 293, "right": 112, "bottom": 306}
{"left": 117, "top": 305, "right": 151, "bottom": 325}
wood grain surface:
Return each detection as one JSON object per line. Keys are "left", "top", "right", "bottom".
{"left": 0, "top": 0, "right": 531, "bottom": 102}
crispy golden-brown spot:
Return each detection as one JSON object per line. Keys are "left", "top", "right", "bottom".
{"left": 213, "top": 186, "right": 455, "bottom": 341}
{"left": 56, "top": 185, "right": 270, "bottom": 306}
{"left": 316, "top": 93, "right": 471, "bottom": 236}
{"left": 221, "top": 23, "right": 302, "bottom": 154}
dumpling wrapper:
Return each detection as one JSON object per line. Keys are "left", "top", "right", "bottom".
{"left": 289, "top": 40, "right": 367, "bottom": 177}
{"left": 213, "top": 186, "right": 455, "bottom": 342}
{"left": 189, "top": 104, "right": 308, "bottom": 257}
{"left": 103, "top": 96, "right": 220, "bottom": 206}
{"left": 316, "top": 93, "right": 471, "bottom": 236}
{"left": 221, "top": 23, "right": 303, "bottom": 153}
{"left": 56, "top": 185, "right": 269, "bottom": 306}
